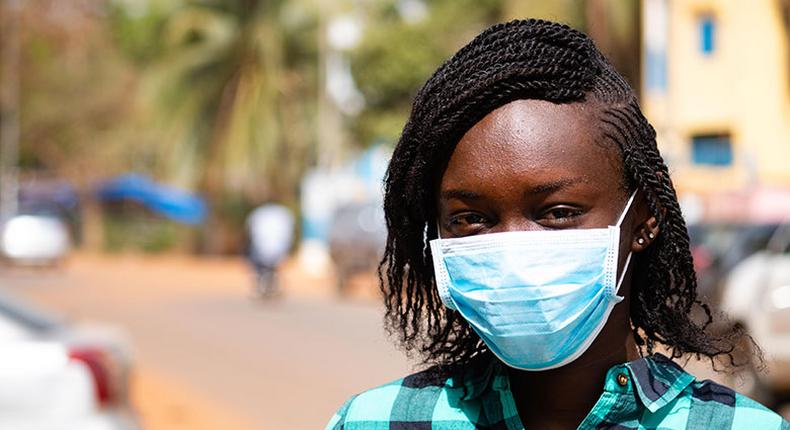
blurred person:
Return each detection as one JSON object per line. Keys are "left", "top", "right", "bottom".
{"left": 245, "top": 202, "right": 294, "bottom": 298}
{"left": 326, "top": 20, "right": 789, "bottom": 429}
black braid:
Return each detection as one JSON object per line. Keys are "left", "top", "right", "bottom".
{"left": 380, "top": 19, "right": 752, "bottom": 368}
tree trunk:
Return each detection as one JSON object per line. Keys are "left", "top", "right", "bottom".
{"left": 0, "top": 0, "right": 22, "bottom": 222}
{"left": 198, "top": 70, "right": 243, "bottom": 254}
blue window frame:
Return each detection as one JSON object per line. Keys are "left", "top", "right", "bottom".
{"left": 691, "top": 134, "right": 732, "bottom": 166}
{"left": 699, "top": 15, "right": 716, "bottom": 54}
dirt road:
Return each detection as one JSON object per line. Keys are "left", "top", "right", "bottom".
{"left": 0, "top": 254, "right": 414, "bottom": 429}
{"left": 4, "top": 253, "right": 786, "bottom": 428}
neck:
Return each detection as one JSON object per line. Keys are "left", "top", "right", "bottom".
{"left": 506, "top": 307, "right": 637, "bottom": 429}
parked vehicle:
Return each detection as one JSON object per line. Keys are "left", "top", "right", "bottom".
{"left": 0, "top": 291, "right": 139, "bottom": 429}
{"left": 328, "top": 201, "right": 387, "bottom": 294}
{"left": 688, "top": 223, "right": 780, "bottom": 304}
{"left": 18, "top": 179, "right": 82, "bottom": 244}
{"left": 0, "top": 211, "right": 71, "bottom": 266}
{"left": 719, "top": 222, "right": 790, "bottom": 404}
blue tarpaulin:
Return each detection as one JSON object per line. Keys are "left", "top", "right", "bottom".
{"left": 96, "top": 174, "right": 207, "bottom": 225}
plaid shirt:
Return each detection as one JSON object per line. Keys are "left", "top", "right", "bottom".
{"left": 326, "top": 354, "right": 789, "bottom": 429}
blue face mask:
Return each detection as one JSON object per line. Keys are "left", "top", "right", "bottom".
{"left": 429, "top": 192, "right": 636, "bottom": 371}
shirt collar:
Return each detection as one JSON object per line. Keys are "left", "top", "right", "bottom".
{"left": 452, "top": 353, "right": 696, "bottom": 409}
{"left": 446, "top": 354, "right": 502, "bottom": 400}
{"left": 623, "top": 353, "right": 696, "bottom": 413}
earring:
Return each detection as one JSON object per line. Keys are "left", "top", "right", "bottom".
{"left": 648, "top": 232, "right": 655, "bottom": 240}
{"left": 637, "top": 237, "right": 646, "bottom": 245}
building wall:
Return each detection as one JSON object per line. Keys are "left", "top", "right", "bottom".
{"left": 643, "top": 0, "right": 790, "bottom": 198}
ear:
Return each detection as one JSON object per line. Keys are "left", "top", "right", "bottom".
{"left": 627, "top": 190, "right": 661, "bottom": 253}
{"left": 631, "top": 214, "right": 659, "bottom": 253}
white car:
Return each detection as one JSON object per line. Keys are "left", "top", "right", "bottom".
{"left": 1, "top": 213, "right": 70, "bottom": 265}
{"left": 0, "top": 292, "right": 139, "bottom": 430}
{"left": 720, "top": 222, "right": 790, "bottom": 402}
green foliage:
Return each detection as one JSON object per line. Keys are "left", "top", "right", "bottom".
{"left": 349, "top": 0, "right": 642, "bottom": 145}
{"left": 107, "top": 1, "right": 172, "bottom": 64}
{"left": 349, "top": 0, "right": 503, "bottom": 146}
{"left": 107, "top": 0, "right": 321, "bottom": 252}
{"left": 12, "top": 0, "right": 642, "bottom": 253}
{"left": 123, "top": 0, "right": 319, "bottom": 201}
{"left": 17, "top": 3, "right": 137, "bottom": 180}
{"left": 102, "top": 209, "right": 181, "bottom": 253}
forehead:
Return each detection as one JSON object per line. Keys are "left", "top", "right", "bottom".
{"left": 441, "top": 99, "right": 623, "bottom": 191}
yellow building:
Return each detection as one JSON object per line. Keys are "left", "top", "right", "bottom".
{"left": 642, "top": 0, "right": 790, "bottom": 221}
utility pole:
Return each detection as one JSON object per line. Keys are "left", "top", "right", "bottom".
{"left": 0, "top": 0, "right": 21, "bottom": 222}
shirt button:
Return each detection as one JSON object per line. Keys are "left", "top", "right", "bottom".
{"left": 616, "top": 373, "right": 629, "bottom": 386}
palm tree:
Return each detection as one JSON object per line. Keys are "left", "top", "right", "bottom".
{"left": 144, "top": 0, "right": 318, "bottom": 252}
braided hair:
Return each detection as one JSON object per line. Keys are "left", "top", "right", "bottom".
{"left": 380, "top": 19, "right": 749, "bottom": 368}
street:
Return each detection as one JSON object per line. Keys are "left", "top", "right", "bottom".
{"left": 0, "top": 254, "right": 415, "bottom": 430}
{"left": 2, "top": 253, "right": 787, "bottom": 429}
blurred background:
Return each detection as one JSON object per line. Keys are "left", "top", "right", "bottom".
{"left": 0, "top": 0, "right": 789, "bottom": 428}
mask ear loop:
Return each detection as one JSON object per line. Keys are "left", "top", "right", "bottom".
{"left": 430, "top": 221, "right": 457, "bottom": 310}
{"left": 615, "top": 253, "right": 632, "bottom": 295}
{"left": 614, "top": 190, "right": 638, "bottom": 294}
{"left": 616, "top": 191, "right": 638, "bottom": 228}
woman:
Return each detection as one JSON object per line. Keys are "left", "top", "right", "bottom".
{"left": 326, "top": 19, "right": 789, "bottom": 429}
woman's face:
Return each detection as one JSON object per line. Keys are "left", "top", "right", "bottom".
{"left": 438, "top": 99, "right": 646, "bottom": 277}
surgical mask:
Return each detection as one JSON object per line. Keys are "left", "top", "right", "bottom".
{"left": 430, "top": 192, "right": 636, "bottom": 371}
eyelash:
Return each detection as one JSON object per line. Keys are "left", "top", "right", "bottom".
{"left": 540, "top": 207, "right": 583, "bottom": 223}
{"left": 448, "top": 213, "right": 488, "bottom": 227}
{"left": 446, "top": 206, "right": 584, "bottom": 232}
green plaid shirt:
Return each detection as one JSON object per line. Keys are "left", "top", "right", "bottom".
{"left": 326, "top": 354, "right": 789, "bottom": 429}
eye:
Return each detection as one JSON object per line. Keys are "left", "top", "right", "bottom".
{"left": 450, "top": 212, "right": 488, "bottom": 227}
{"left": 538, "top": 206, "right": 584, "bottom": 227}
{"left": 446, "top": 212, "right": 490, "bottom": 236}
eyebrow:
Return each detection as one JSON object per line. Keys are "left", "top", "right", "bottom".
{"left": 440, "top": 189, "right": 483, "bottom": 201}
{"left": 529, "top": 177, "right": 588, "bottom": 194}
{"left": 440, "top": 177, "right": 589, "bottom": 201}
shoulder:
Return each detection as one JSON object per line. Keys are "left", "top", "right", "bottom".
{"left": 623, "top": 355, "right": 788, "bottom": 429}
{"left": 677, "top": 378, "right": 789, "bottom": 429}
{"left": 325, "top": 366, "right": 475, "bottom": 429}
